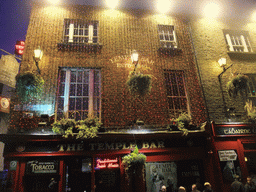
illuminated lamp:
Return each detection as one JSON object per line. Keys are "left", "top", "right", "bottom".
{"left": 218, "top": 57, "right": 226, "bottom": 68}
{"left": 33, "top": 47, "right": 43, "bottom": 74}
{"left": 131, "top": 50, "right": 139, "bottom": 72}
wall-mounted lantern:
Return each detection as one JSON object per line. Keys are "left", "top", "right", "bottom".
{"left": 131, "top": 50, "right": 139, "bottom": 72}
{"left": 33, "top": 47, "right": 43, "bottom": 74}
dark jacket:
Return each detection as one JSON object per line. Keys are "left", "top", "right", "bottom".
{"left": 231, "top": 180, "right": 244, "bottom": 192}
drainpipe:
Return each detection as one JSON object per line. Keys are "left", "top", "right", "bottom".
{"left": 218, "top": 64, "right": 234, "bottom": 121}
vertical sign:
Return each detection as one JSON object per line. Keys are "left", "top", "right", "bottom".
{"left": 15, "top": 41, "right": 25, "bottom": 55}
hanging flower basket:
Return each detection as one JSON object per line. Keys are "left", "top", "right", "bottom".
{"left": 126, "top": 73, "right": 152, "bottom": 96}
{"left": 122, "top": 145, "right": 146, "bottom": 173}
{"left": 52, "top": 117, "right": 101, "bottom": 139}
{"left": 15, "top": 72, "right": 44, "bottom": 102}
{"left": 227, "top": 74, "right": 249, "bottom": 98}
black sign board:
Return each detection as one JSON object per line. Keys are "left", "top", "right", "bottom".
{"left": 25, "top": 160, "right": 59, "bottom": 174}
{"left": 213, "top": 124, "right": 256, "bottom": 137}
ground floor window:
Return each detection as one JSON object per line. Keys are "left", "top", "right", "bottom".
{"left": 145, "top": 160, "right": 204, "bottom": 192}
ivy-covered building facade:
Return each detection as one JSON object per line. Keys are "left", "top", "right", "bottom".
{"left": 0, "top": 1, "right": 240, "bottom": 192}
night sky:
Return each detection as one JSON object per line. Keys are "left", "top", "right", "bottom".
{"left": 0, "top": 0, "right": 255, "bottom": 57}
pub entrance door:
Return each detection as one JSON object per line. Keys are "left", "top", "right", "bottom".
{"left": 95, "top": 169, "right": 120, "bottom": 192}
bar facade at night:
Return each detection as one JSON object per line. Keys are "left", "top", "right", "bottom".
{"left": 211, "top": 122, "right": 256, "bottom": 192}
{"left": 1, "top": 131, "right": 213, "bottom": 192}
{"left": 2, "top": 1, "right": 256, "bottom": 192}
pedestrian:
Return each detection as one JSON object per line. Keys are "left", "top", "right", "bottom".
{"left": 178, "top": 186, "right": 186, "bottom": 192}
{"left": 192, "top": 184, "right": 200, "bottom": 192}
{"left": 230, "top": 175, "right": 244, "bottom": 192}
{"left": 244, "top": 176, "right": 256, "bottom": 192}
{"left": 203, "top": 182, "right": 214, "bottom": 192}
{"left": 160, "top": 185, "right": 167, "bottom": 192}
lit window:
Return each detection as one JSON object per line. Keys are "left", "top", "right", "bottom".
{"left": 158, "top": 25, "right": 178, "bottom": 49}
{"left": 223, "top": 30, "right": 253, "bottom": 52}
{"left": 164, "top": 70, "right": 189, "bottom": 118}
{"left": 64, "top": 19, "right": 99, "bottom": 44}
{"left": 56, "top": 68, "right": 101, "bottom": 120}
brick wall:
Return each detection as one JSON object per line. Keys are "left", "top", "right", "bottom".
{"left": 17, "top": 3, "right": 206, "bottom": 129}
{"left": 190, "top": 17, "right": 256, "bottom": 122}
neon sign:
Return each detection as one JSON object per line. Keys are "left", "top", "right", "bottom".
{"left": 95, "top": 158, "right": 119, "bottom": 169}
{"left": 15, "top": 41, "right": 25, "bottom": 55}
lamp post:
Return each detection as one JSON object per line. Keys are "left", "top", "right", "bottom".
{"left": 33, "top": 47, "right": 43, "bottom": 74}
{"left": 131, "top": 50, "right": 139, "bottom": 73}
{"left": 217, "top": 57, "right": 234, "bottom": 120}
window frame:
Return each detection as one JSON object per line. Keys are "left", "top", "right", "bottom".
{"left": 164, "top": 70, "right": 189, "bottom": 118}
{"left": 223, "top": 30, "right": 253, "bottom": 53}
{"left": 63, "top": 19, "right": 99, "bottom": 44}
{"left": 56, "top": 68, "right": 101, "bottom": 121}
{"left": 158, "top": 25, "right": 178, "bottom": 49}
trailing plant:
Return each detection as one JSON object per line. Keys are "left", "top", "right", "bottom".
{"left": 52, "top": 117, "right": 101, "bottom": 139}
{"left": 244, "top": 100, "right": 256, "bottom": 122}
{"left": 227, "top": 74, "right": 249, "bottom": 98}
{"left": 16, "top": 72, "right": 44, "bottom": 102}
{"left": 126, "top": 72, "right": 152, "bottom": 96}
{"left": 122, "top": 145, "right": 146, "bottom": 173}
{"left": 169, "top": 113, "right": 192, "bottom": 136}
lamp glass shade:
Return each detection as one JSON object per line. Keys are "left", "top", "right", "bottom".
{"left": 218, "top": 57, "right": 226, "bottom": 67}
{"left": 131, "top": 50, "right": 139, "bottom": 63}
{"left": 34, "top": 48, "right": 43, "bottom": 61}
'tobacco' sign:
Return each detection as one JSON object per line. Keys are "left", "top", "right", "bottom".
{"left": 26, "top": 160, "right": 59, "bottom": 174}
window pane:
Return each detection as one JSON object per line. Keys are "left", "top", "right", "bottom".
{"left": 93, "top": 37, "right": 98, "bottom": 43}
{"left": 83, "top": 98, "right": 89, "bottom": 110}
{"left": 94, "top": 85, "right": 100, "bottom": 96}
{"left": 84, "top": 29, "right": 88, "bottom": 36}
{"left": 69, "top": 98, "right": 75, "bottom": 110}
{"left": 83, "top": 84, "right": 89, "bottom": 96}
{"left": 77, "top": 84, "right": 83, "bottom": 96}
{"left": 83, "top": 71, "right": 89, "bottom": 83}
{"left": 94, "top": 71, "right": 100, "bottom": 83}
{"left": 59, "top": 84, "right": 65, "bottom": 96}
{"left": 172, "top": 85, "right": 178, "bottom": 96}
{"left": 60, "top": 71, "right": 66, "bottom": 82}
{"left": 77, "top": 71, "right": 83, "bottom": 82}
{"left": 71, "top": 71, "right": 77, "bottom": 82}
{"left": 74, "top": 29, "right": 78, "bottom": 35}
{"left": 70, "top": 84, "right": 76, "bottom": 96}
{"left": 76, "top": 98, "right": 82, "bottom": 110}
{"left": 93, "top": 29, "right": 97, "bottom": 36}
{"left": 179, "top": 85, "right": 185, "bottom": 96}
{"left": 79, "top": 29, "right": 83, "bottom": 35}
{"left": 57, "top": 97, "right": 64, "bottom": 111}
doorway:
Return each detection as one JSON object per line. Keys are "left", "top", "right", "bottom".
{"left": 95, "top": 169, "right": 120, "bottom": 192}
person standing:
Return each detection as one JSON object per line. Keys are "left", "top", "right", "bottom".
{"left": 178, "top": 186, "right": 186, "bottom": 192}
{"left": 160, "top": 185, "right": 167, "bottom": 192}
{"left": 203, "top": 182, "right": 214, "bottom": 192}
{"left": 230, "top": 175, "right": 244, "bottom": 192}
{"left": 192, "top": 184, "right": 200, "bottom": 192}
{"left": 244, "top": 176, "right": 256, "bottom": 192}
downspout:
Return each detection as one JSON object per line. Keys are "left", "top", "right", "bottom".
{"left": 218, "top": 64, "right": 234, "bottom": 121}
{"left": 187, "top": 22, "right": 210, "bottom": 123}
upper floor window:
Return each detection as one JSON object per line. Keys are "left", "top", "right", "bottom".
{"left": 158, "top": 25, "right": 178, "bottom": 49}
{"left": 64, "top": 19, "right": 99, "bottom": 44}
{"left": 223, "top": 30, "right": 253, "bottom": 52}
{"left": 164, "top": 70, "right": 189, "bottom": 118}
{"left": 56, "top": 68, "right": 101, "bottom": 120}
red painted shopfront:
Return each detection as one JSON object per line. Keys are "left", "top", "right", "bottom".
{"left": 0, "top": 131, "right": 217, "bottom": 192}
{"left": 211, "top": 122, "right": 256, "bottom": 192}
